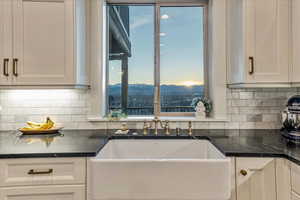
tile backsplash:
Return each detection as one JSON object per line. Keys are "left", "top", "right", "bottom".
{"left": 0, "top": 88, "right": 297, "bottom": 131}
{"left": 0, "top": 89, "right": 96, "bottom": 130}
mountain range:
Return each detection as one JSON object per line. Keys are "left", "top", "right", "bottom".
{"left": 108, "top": 84, "right": 204, "bottom": 96}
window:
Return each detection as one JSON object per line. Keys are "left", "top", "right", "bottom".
{"left": 107, "top": 3, "right": 207, "bottom": 116}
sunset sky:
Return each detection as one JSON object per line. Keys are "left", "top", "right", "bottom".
{"left": 109, "top": 5, "right": 204, "bottom": 87}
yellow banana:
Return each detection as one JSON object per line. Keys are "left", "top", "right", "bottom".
{"left": 39, "top": 117, "right": 55, "bottom": 130}
{"left": 47, "top": 117, "right": 55, "bottom": 129}
{"left": 22, "top": 117, "right": 55, "bottom": 131}
{"left": 26, "top": 121, "right": 42, "bottom": 128}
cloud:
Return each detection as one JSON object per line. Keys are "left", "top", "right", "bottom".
{"left": 161, "top": 14, "right": 169, "bottom": 20}
{"left": 130, "top": 16, "right": 152, "bottom": 30}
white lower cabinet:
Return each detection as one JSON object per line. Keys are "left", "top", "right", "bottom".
{"left": 0, "top": 156, "right": 298, "bottom": 200}
{"left": 0, "top": 185, "right": 85, "bottom": 200}
{"left": 291, "top": 162, "right": 300, "bottom": 198}
{"left": 235, "top": 158, "right": 276, "bottom": 200}
{"left": 292, "top": 192, "right": 300, "bottom": 200}
{"left": 276, "top": 159, "right": 291, "bottom": 200}
{"left": 0, "top": 158, "right": 86, "bottom": 187}
{"left": 0, "top": 158, "right": 86, "bottom": 200}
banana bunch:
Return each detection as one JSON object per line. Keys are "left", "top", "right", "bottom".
{"left": 21, "top": 117, "right": 55, "bottom": 131}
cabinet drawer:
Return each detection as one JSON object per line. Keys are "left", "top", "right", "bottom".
{"left": 0, "top": 158, "right": 86, "bottom": 187}
{"left": 0, "top": 185, "right": 85, "bottom": 200}
{"left": 291, "top": 162, "right": 300, "bottom": 194}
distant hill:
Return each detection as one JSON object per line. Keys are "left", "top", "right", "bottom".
{"left": 108, "top": 84, "right": 204, "bottom": 96}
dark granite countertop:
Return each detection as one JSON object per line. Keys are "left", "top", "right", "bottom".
{"left": 1, "top": 129, "right": 300, "bottom": 165}
{"left": 0, "top": 130, "right": 109, "bottom": 158}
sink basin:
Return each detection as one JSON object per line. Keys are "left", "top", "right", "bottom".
{"left": 88, "top": 139, "right": 231, "bottom": 200}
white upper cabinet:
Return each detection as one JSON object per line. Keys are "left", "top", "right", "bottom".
{"left": 0, "top": 0, "right": 89, "bottom": 88}
{"left": 0, "top": 0, "right": 13, "bottom": 85}
{"left": 227, "top": 0, "right": 290, "bottom": 87}
{"left": 292, "top": 0, "right": 300, "bottom": 83}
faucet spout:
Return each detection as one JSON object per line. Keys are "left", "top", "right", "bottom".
{"left": 150, "top": 117, "right": 170, "bottom": 135}
{"left": 152, "top": 116, "right": 160, "bottom": 135}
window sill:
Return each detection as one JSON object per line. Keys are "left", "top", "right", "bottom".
{"left": 87, "top": 116, "right": 229, "bottom": 122}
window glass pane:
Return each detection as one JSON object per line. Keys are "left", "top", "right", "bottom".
{"left": 107, "top": 5, "right": 155, "bottom": 115}
{"left": 108, "top": 60, "right": 122, "bottom": 110}
{"left": 159, "top": 6, "right": 205, "bottom": 113}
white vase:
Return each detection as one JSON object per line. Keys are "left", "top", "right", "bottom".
{"left": 195, "top": 111, "right": 206, "bottom": 119}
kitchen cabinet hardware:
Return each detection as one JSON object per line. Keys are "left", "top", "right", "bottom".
{"left": 3, "top": 58, "right": 9, "bottom": 76}
{"left": 249, "top": 57, "right": 254, "bottom": 75}
{"left": 12, "top": 58, "right": 18, "bottom": 77}
{"left": 28, "top": 168, "right": 53, "bottom": 175}
{"left": 240, "top": 169, "right": 248, "bottom": 176}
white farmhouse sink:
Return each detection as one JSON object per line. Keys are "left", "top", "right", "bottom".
{"left": 88, "top": 139, "right": 231, "bottom": 200}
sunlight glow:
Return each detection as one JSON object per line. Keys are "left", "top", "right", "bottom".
{"left": 180, "top": 81, "right": 202, "bottom": 87}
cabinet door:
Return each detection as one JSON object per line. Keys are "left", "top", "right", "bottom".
{"left": 0, "top": 158, "right": 86, "bottom": 187}
{"left": 276, "top": 159, "right": 291, "bottom": 200}
{"left": 292, "top": 192, "right": 300, "bottom": 200}
{"left": 246, "top": 0, "right": 290, "bottom": 83}
{"left": 0, "top": 0, "right": 13, "bottom": 84}
{"left": 236, "top": 158, "right": 276, "bottom": 200}
{"left": 292, "top": 0, "right": 300, "bottom": 82}
{"left": 12, "top": 0, "right": 75, "bottom": 85}
{"left": 0, "top": 185, "right": 85, "bottom": 200}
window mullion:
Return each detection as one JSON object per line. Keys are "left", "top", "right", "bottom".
{"left": 154, "top": 4, "right": 161, "bottom": 116}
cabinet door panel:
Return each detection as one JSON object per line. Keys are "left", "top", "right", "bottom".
{"left": 292, "top": 0, "right": 300, "bottom": 82}
{"left": 292, "top": 192, "right": 300, "bottom": 200}
{"left": 291, "top": 161, "right": 300, "bottom": 195}
{"left": 0, "top": 158, "right": 86, "bottom": 187}
{"left": 0, "top": 0, "right": 13, "bottom": 84}
{"left": 12, "top": 0, "right": 74, "bottom": 85}
{"left": 246, "top": 0, "right": 289, "bottom": 83}
{"left": 276, "top": 159, "right": 291, "bottom": 200}
{"left": 0, "top": 185, "right": 85, "bottom": 200}
{"left": 236, "top": 158, "right": 276, "bottom": 200}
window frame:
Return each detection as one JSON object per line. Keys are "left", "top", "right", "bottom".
{"left": 106, "top": 1, "right": 209, "bottom": 117}
{"left": 154, "top": 2, "right": 209, "bottom": 117}
{"left": 88, "top": 0, "right": 228, "bottom": 121}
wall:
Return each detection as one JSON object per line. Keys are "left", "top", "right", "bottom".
{"left": 0, "top": 88, "right": 296, "bottom": 131}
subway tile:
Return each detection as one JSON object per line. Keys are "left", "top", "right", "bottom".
{"left": 0, "top": 88, "right": 296, "bottom": 132}
{"left": 231, "top": 114, "right": 247, "bottom": 122}
{"left": 239, "top": 92, "right": 253, "bottom": 99}
{"left": 246, "top": 114, "right": 262, "bottom": 122}
{"left": 262, "top": 114, "right": 280, "bottom": 122}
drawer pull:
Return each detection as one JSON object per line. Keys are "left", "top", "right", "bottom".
{"left": 13, "top": 58, "right": 18, "bottom": 77}
{"left": 249, "top": 56, "right": 254, "bottom": 75}
{"left": 249, "top": 168, "right": 263, "bottom": 171}
{"left": 3, "top": 58, "right": 9, "bottom": 76}
{"left": 28, "top": 169, "right": 53, "bottom": 175}
{"left": 240, "top": 168, "right": 263, "bottom": 176}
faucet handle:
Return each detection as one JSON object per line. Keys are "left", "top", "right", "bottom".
{"left": 176, "top": 127, "right": 181, "bottom": 136}
{"left": 164, "top": 121, "right": 170, "bottom": 135}
{"left": 143, "top": 121, "right": 150, "bottom": 135}
{"left": 188, "top": 121, "right": 192, "bottom": 136}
